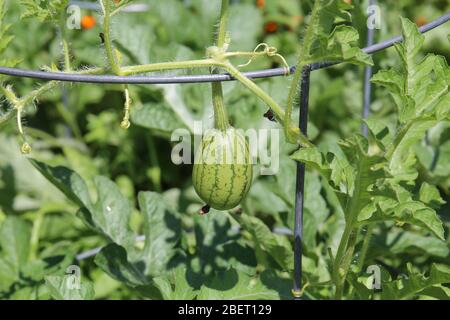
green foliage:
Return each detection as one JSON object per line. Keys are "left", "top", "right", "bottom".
{"left": 232, "top": 213, "right": 293, "bottom": 271}
{"left": 0, "top": 0, "right": 20, "bottom": 73}
{"left": 45, "top": 275, "right": 95, "bottom": 300}
{"left": 0, "top": 216, "right": 31, "bottom": 275}
{"left": 19, "top": 0, "right": 69, "bottom": 22}
{"left": 94, "top": 243, "right": 151, "bottom": 288}
{"left": 196, "top": 269, "right": 290, "bottom": 300}
{"left": 306, "top": 0, "right": 372, "bottom": 65}
{"left": 292, "top": 16, "right": 449, "bottom": 299}
{"left": 137, "top": 191, "right": 181, "bottom": 275}
{"left": 381, "top": 264, "right": 450, "bottom": 300}
{"left": 0, "top": 0, "right": 449, "bottom": 300}
{"left": 285, "top": 0, "right": 372, "bottom": 142}
{"left": 0, "top": 215, "right": 76, "bottom": 299}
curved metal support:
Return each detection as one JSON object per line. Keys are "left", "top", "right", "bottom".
{"left": 0, "top": 12, "right": 448, "bottom": 84}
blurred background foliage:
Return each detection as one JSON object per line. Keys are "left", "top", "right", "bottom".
{"left": 0, "top": 0, "right": 449, "bottom": 299}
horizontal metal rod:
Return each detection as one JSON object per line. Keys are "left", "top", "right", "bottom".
{"left": 75, "top": 227, "right": 294, "bottom": 261}
{"left": 70, "top": 1, "right": 150, "bottom": 12}
{"left": 0, "top": 13, "right": 448, "bottom": 84}
{"left": 0, "top": 65, "right": 295, "bottom": 84}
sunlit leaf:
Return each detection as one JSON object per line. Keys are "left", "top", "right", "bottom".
{"left": 45, "top": 275, "right": 95, "bottom": 300}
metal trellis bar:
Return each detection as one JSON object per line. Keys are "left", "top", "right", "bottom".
{"left": 0, "top": 13, "right": 448, "bottom": 83}
{"left": 292, "top": 65, "right": 311, "bottom": 300}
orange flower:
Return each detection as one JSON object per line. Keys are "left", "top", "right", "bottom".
{"left": 415, "top": 16, "right": 427, "bottom": 27}
{"left": 256, "top": 0, "right": 265, "bottom": 9}
{"left": 264, "top": 21, "right": 278, "bottom": 33}
{"left": 81, "top": 15, "right": 96, "bottom": 30}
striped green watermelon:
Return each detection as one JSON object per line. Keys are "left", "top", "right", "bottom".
{"left": 192, "top": 127, "right": 253, "bottom": 210}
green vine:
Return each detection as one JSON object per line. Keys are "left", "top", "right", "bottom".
{"left": 1, "top": 0, "right": 311, "bottom": 149}
{"left": 210, "top": 0, "right": 230, "bottom": 132}
{"left": 284, "top": 0, "right": 321, "bottom": 142}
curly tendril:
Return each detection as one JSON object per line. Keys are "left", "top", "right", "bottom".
{"left": 121, "top": 85, "right": 132, "bottom": 129}
{"left": 237, "top": 43, "right": 290, "bottom": 75}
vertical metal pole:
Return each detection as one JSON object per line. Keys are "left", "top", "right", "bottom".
{"left": 293, "top": 65, "right": 311, "bottom": 300}
{"left": 362, "top": 0, "right": 376, "bottom": 137}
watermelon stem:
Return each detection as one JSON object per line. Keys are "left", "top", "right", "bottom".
{"left": 212, "top": 82, "right": 230, "bottom": 131}
{"left": 211, "top": 0, "right": 230, "bottom": 132}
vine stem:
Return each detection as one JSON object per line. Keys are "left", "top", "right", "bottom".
{"left": 0, "top": 85, "right": 19, "bottom": 105}
{"left": 29, "top": 208, "right": 46, "bottom": 261}
{"left": 2, "top": 60, "right": 310, "bottom": 144}
{"left": 29, "top": 204, "right": 72, "bottom": 261}
{"left": 332, "top": 153, "right": 368, "bottom": 299}
{"left": 223, "top": 62, "right": 312, "bottom": 147}
{"left": 211, "top": 0, "right": 230, "bottom": 132}
{"left": 348, "top": 224, "right": 374, "bottom": 299}
{"left": 335, "top": 227, "right": 359, "bottom": 299}
{"left": 18, "top": 68, "right": 105, "bottom": 106}
{"left": 284, "top": 0, "right": 321, "bottom": 141}
{"left": 121, "top": 59, "right": 220, "bottom": 75}
{"left": 104, "top": 0, "right": 310, "bottom": 144}
{"left": 62, "top": 39, "right": 71, "bottom": 71}
{"left": 216, "top": 0, "right": 229, "bottom": 47}
{"left": 385, "top": 120, "right": 415, "bottom": 160}
{"left": 59, "top": 15, "right": 71, "bottom": 72}
{"left": 0, "top": 68, "right": 106, "bottom": 132}
{"left": 2, "top": 0, "right": 312, "bottom": 148}
{"left": 332, "top": 223, "right": 353, "bottom": 299}
{"left": 211, "top": 80, "right": 229, "bottom": 131}
{"left": 102, "top": 0, "right": 121, "bottom": 75}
